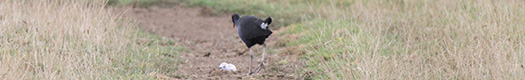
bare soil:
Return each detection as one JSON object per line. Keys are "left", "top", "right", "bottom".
{"left": 114, "top": 4, "right": 305, "bottom": 79}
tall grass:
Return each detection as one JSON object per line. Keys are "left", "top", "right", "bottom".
{"left": 181, "top": 0, "right": 525, "bottom": 79}
{"left": 0, "top": 0, "right": 180, "bottom": 79}
{"left": 107, "top": 0, "right": 162, "bottom": 7}
{"left": 286, "top": 0, "right": 525, "bottom": 79}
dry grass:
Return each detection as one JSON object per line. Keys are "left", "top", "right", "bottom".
{"left": 180, "top": 0, "right": 525, "bottom": 79}
{"left": 283, "top": 0, "right": 525, "bottom": 79}
{"left": 0, "top": 0, "right": 180, "bottom": 79}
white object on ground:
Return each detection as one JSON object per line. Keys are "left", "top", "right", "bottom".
{"left": 219, "top": 62, "right": 237, "bottom": 71}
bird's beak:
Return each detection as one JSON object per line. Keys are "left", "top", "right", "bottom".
{"left": 233, "top": 24, "right": 235, "bottom": 28}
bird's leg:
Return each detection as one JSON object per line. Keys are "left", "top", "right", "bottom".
{"left": 254, "top": 44, "right": 267, "bottom": 73}
{"left": 248, "top": 48, "right": 254, "bottom": 75}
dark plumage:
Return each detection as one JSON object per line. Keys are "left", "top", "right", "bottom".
{"left": 232, "top": 14, "right": 272, "bottom": 48}
{"left": 231, "top": 14, "right": 272, "bottom": 75}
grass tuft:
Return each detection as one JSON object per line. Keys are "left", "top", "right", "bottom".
{"left": 107, "top": 0, "right": 163, "bottom": 7}
{"left": 0, "top": 0, "right": 181, "bottom": 79}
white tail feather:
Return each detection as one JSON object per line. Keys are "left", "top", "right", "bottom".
{"left": 260, "top": 23, "right": 268, "bottom": 30}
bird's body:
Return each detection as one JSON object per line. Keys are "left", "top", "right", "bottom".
{"left": 235, "top": 16, "right": 272, "bottom": 48}
{"left": 231, "top": 14, "right": 272, "bottom": 75}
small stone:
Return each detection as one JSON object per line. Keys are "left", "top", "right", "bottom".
{"left": 203, "top": 52, "right": 211, "bottom": 57}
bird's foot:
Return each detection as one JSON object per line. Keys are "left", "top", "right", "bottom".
{"left": 248, "top": 71, "right": 255, "bottom": 75}
{"left": 254, "top": 62, "right": 266, "bottom": 73}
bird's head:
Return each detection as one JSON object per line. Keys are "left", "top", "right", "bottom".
{"left": 264, "top": 17, "right": 272, "bottom": 24}
{"left": 260, "top": 17, "right": 272, "bottom": 30}
{"left": 231, "top": 14, "right": 240, "bottom": 28}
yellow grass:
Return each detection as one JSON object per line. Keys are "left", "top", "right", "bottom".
{"left": 281, "top": 0, "right": 525, "bottom": 79}
{"left": 0, "top": 0, "right": 180, "bottom": 79}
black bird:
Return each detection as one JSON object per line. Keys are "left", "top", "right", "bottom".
{"left": 231, "top": 14, "right": 272, "bottom": 75}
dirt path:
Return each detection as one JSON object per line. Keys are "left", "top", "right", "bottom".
{"left": 114, "top": 4, "right": 304, "bottom": 79}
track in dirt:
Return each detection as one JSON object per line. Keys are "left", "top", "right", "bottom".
{"left": 114, "top": 4, "right": 304, "bottom": 79}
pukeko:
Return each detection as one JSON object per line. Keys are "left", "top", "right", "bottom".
{"left": 231, "top": 14, "right": 272, "bottom": 75}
